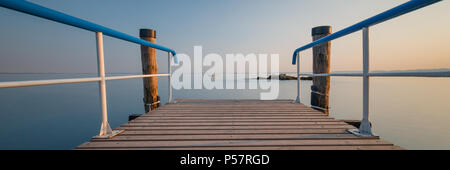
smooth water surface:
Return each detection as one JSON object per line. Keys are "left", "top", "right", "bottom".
{"left": 0, "top": 73, "right": 449, "bottom": 149}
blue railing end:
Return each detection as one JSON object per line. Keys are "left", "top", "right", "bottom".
{"left": 292, "top": 51, "right": 298, "bottom": 65}
{"left": 172, "top": 52, "right": 178, "bottom": 64}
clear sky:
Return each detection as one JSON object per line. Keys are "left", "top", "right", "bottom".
{"left": 0, "top": 0, "right": 449, "bottom": 73}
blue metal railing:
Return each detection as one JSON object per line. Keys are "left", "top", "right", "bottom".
{"left": 0, "top": 0, "right": 178, "bottom": 63}
{"left": 292, "top": 0, "right": 441, "bottom": 65}
{"left": 0, "top": 0, "right": 178, "bottom": 137}
{"left": 291, "top": 0, "right": 444, "bottom": 137}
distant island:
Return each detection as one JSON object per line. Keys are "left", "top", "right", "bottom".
{"left": 257, "top": 73, "right": 312, "bottom": 80}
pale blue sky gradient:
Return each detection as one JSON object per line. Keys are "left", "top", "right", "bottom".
{"left": 0, "top": 0, "right": 449, "bottom": 73}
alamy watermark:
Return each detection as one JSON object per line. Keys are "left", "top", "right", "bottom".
{"left": 171, "top": 46, "right": 279, "bottom": 100}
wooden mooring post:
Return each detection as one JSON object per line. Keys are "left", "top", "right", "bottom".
{"left": 140, "top": 29, "right": 160, "bottom": 112}
{"left": 311, "top": 26, "right": 331, "bottom": 115}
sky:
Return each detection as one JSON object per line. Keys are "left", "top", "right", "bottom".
{"left": 0, "top": 0, "right": 449, "bottom": 73}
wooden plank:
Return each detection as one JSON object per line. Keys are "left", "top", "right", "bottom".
{"left": 156, "top": 104, "right": 314, "bottom": 108}
{"left": 145, "top": 111, "right": 323, "bottom": 114}
{"left": 77, "top": 139, "right": 393, "bottom": 149}
{"left": 91, "top": 133, "right": 374, "bottom": 141}
{"left": 140, "top": 114, "right": 325, "bottom": 117}
{"left": 136, "top": 116, "right": 334, "bottom": 120}
{"left": 123, "top": 121, "right": 348, "bottom": 126}
{"left": 134, "top": 116, "right": 331, "bottom": 120}
{"left": 130, "top": 119, "right": 340, "bottom": 123}
{"left": 118, "top": 129, "right": 350, "bottom": 135}
{"left": 166, "top": 103, "right": 309, "bottom": 106}
{"left": 144, "top": 145, "right": 405, "bottom": 150}
{"left": 158, "top": 108, "right": 314, "bottom": 110}
{"left": 149, "top": 111, "right": 322, "bottom": 113}
{"left": 173, "top": 99, "right": 294, "bottom": 103}
{"left": 154, "top": 109, "right": 317, "bottom": 111}
{"left": 158, "top": 105, "right": 312, "bottom": 107}
{"left": 116, "top": 124, "right": 356, "bottom": 130}
{"left": 77, "top": 145, "right": 404, "bottom": 150}
{"left": 157, "top": 106, "right": 314, "bottom": 108}
{"left": 148, "top": 110, "right": 322, "bottom": 112}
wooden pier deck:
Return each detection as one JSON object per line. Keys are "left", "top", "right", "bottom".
{"left": 77, "top": 99, "right": 403, "bottom": 150}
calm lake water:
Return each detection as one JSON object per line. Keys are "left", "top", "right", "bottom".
{"left": 1, "top": 73, "right": 449, "bottom": 149}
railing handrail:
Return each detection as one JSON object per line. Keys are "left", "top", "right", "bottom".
{"left": 291, "top": 0, "right": 445, "bottom": 137}
{"left": 0, "top": 0, "right": 178, "bottom": 63}
{"left": 0, "top": 0, "right": 177, "bottom": 138}
{"left": 0, "top": 74, "right": 170, "bottom": 88}
{"left": 292, "top": 0, "right": 441, "bottom": 65}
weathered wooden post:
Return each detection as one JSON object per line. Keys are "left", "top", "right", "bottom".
{"left": 310, "top": 26, "right": 331, "bottom": 115}
{"left": 140, "top": 29, "right": 159, "bottom": 112}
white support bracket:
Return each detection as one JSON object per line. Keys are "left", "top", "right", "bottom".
{"left": 348, "top": 27, "right": 374, "bottom": 137}
{"left": 294, "top": 52, "right": 301, "bottom": 104}
{"left": 94, "top": 32, "right": 123, "bottom": 138}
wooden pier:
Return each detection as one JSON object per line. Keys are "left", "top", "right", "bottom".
{"left": 77, "top": 99, "right": 403, "bottom": 150}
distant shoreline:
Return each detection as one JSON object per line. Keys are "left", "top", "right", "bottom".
{"left": 1, "top": 68, "right": 449, "bottom": 75}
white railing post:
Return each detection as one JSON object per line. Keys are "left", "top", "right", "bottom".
{"left": 168, "top": 52, "right": 173, "bottom": 103}
{"left": 294, "top": 53, "right": 301, "bottom": 103}
{"left": 96, "top": 32, "right": 112, "bottom": 137}
{"left": 351, "top": 27, "right": 374, "bottom": 136}
{"left": 347, "top": 27, "right": 374, "bottom": 136}
{"left": 360, "top": 27, "right": 373, "bottom": 136}
{"left": 95, "top": 32, "right": 122, "bottom": 138}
